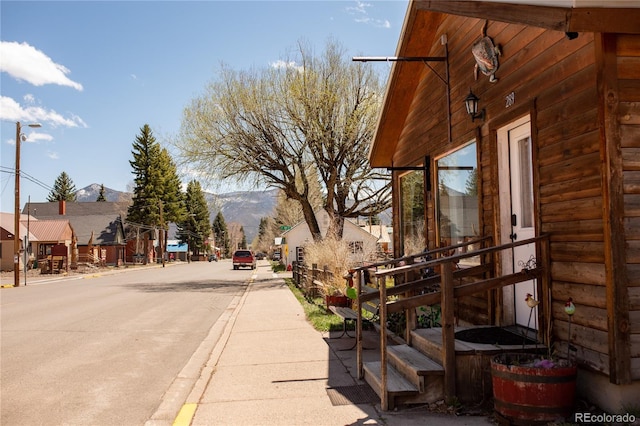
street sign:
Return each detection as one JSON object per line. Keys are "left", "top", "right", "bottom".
{"left": 280, "top": 225, "right": 291, "bottom": 231}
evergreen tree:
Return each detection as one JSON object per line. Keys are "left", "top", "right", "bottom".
{"left": 212, "top": 211, "right": 230, "bottom": 258}
{"left": 239, "top": 226, "right": 247, "bottom": 249}
{"left": 127, "top": 124, "right": 163, "bottom": 226}
{"left": 252, "top": 216, "right": 277, "bottom": 253}
{"left": 96, "top": 184, "right": 107, "bottom": 202}
{"left": 177, "top": 180, "right": 211, "bottom": 257}
{"left": 158, "top": 148, "right": 185, "bottom": 224}
{"left": 126, "top": 124, "right": 186, "bottom": 264}
{"left": 47, "top": 171, "right": 77, "bottom": 202}
{"left": 465, "top": 168, "right": 479, "bottom": 196}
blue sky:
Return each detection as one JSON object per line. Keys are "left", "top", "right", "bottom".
{"left": 1, "top": 0, "right": 408, "bottom": 211}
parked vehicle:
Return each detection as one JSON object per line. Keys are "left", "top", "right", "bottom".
{"left": 232, "top": 250, "right": 256, "bottom": 270}
{"left": 208, "top": 254, "right": 217, "bottom": 262}
{"left": 255, "top": 252, "right": 266, "bottom": 260}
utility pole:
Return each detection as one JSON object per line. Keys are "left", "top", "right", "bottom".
{"left": 14, "top": 122, "right": 22, "bottom": 287}
{"left": 14, "top": 121, "right": 41, "bottom": 287}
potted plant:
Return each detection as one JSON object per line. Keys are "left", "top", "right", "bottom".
{"left": 491, "top": 296, "right": 578, "bottom": 424}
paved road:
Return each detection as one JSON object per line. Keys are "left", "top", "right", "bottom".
{"left": 1, "top": 260, "right": 259, "bottom": 426}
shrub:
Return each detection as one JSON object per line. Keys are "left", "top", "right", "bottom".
{"left": 303, "top": 236, "right": 353, "bottom": 296}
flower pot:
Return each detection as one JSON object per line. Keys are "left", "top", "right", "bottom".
{"left": 326, "top": 295, "right": 350, "bottom": 308}
{"left": 491, "top": 352, "right": 577, "bottom": 424}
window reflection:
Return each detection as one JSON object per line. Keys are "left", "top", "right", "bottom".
{"left": 400, "top": 169, "right": 425, "bottom": 256}
{"left": 436, "top": 143, "right": 479, "bottom": 262}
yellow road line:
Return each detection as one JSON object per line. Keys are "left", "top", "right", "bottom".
{"left": 173, "top": 403, "right": 197, "bottom": 426}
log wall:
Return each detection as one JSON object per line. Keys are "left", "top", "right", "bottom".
{"left": 618, "top": 33, "right": 640, "bottom": 380}
{"left": 391, "top": 16, "right": 639, "bottom": 380}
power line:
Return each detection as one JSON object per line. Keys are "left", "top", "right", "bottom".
{"left": 0, "top": 166, "right": 54, "bottom": 192}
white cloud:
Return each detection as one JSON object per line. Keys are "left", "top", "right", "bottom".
{"left": 346, "top": 0, "right": 391, "bottom": 28}
{"left": 25, "top": 132, "right": 54, "bottom": 143}
{"left": 0, "top": 41, "right": 83, "bottom": 91}
{"left": 355, "top": 17, "right": 391, "bottom": 28}
{"left": 347, "top": 0, "right": 370, "bottom": 15}
{"left": 47, "top": 151, "right": 60, "bottom": 160}
{"left": 270, "top": 60, "right": 303, "bottom": 73}
{"left": 0, "top": 96, "right": 88, "bottom": 128}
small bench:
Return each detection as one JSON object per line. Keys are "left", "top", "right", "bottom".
{"left": 328, "top": 306, "right": 358, "bottom": 338}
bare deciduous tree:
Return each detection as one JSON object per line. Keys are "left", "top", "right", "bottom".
{"left": 176, "top": 40, "right": 390, "bottom": 241}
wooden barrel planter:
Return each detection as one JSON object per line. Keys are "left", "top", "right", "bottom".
{"left": 491, "top": 353, "right": 577, "bottom": 424}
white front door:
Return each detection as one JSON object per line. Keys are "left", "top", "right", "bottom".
{"left": 498, "top": 116, "right": 538, "bottom": 329}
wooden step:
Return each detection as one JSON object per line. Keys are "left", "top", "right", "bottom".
{"left": 388, "top": 344, "right": 444, "bottom": 393}
{"left": 363, "top": 361, "right": 419, "bottom": 410}
{"left": 411, "top": 327, "right": 478, "bottom": 363}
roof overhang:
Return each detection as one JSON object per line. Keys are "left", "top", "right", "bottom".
{"left": 368, "top": 0, "right": 640, "bottom": 168}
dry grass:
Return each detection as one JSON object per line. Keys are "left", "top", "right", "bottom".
{"left": 303, "top": 236, "right": 354, "bottom": 296}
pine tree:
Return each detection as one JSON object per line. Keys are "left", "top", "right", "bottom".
{"left": 239, "top": 226, "right": 247, "bottom": 249}
{"left": 252, "top": 216, "right": 277, "bottom": 253}
{"left": 212, "top": 212, "right": 230, "bottom": 258}
{"left": 126, "top": 124, "right": 186, "bottom": 264}
{"left": 127, "top": 124, "right": 163, "bottom": 226}
{"left": 465, "top": 168, "right": 479, "bottom": 196}
{"left": 47, "top": 171, "right": 77, "bottom": 202}
{"left": 177, "top": 180, "right": 211, "bottom": 257}
{"left": 157, "top": 148, "right": 185, "bottom": 224}
{"left": 96, "top": 184, "right": 107, "bottom": 202}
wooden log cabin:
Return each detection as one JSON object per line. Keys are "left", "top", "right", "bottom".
{"left": 365, "top": 0, "right": 640, "bottom": 413}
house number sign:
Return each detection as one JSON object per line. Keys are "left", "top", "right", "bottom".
{"left": 505, "top": 91, "right": 515, "bottom": 108}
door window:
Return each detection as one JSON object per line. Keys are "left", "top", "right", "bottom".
{"left": 515, "top": 135, "right": 534, "bottom": 229}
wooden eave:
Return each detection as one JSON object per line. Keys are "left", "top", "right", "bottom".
{"left": 368, "top": 0, "right": 640, "bottom": 167}
{"left": 369, "top": 9, "right": 445, "bottom": 167}
{"left": 417, "top": 1, "right": 640, "bottom": 34}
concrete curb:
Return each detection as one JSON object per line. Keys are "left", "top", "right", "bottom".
{"left": 144, "top": 276, "right": 252, "bottom": 426}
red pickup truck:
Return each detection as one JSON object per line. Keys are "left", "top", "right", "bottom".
{"left": 232, "top": 250, "right": 257, "bottom": 270}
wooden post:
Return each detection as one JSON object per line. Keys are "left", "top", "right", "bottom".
{"left": 540, "top": 236, "right": 552, "bottom": 349}
{"left": 441, "top": 260, "right": 456, "bottom": 402}
{"left": 356, "top": 269, "right": 363, "bottom": 379}
{"left": 312, "top": 263, "right": 317, "bottom": 299}
{"left": 379, "top": 274, "right": 388, "bottom": 411}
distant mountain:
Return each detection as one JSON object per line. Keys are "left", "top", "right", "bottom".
{"left": 206, "top": 189, "right": 279, "bottom": 241}
{"left": 74, "top": 184, "right": 389, "bottom": 242}
{"left": 74, "top": 184, "right": 277, "bottom": 242}
{"left": 75, "top": 184, "right": 132, "bottom": 203}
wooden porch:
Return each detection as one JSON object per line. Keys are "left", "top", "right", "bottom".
{"left": 350, "top": 235, "right": 551, "bottom": 410}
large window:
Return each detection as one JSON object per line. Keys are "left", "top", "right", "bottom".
{"left": 400, "top": 169, "right": 425, "bottom": 255}
{"left": 436, "top": 142, "right": 479, "bottom": 253}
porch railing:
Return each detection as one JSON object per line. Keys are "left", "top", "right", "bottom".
{"left": 351, "top": 234, "right": 551, "bottom": 410}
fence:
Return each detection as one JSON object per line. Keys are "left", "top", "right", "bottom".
{"left": 291, "top": 262, "right": 335, "bottom": 299}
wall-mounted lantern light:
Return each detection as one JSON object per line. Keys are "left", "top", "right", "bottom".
{"left": 464, "top": 89, "right": 485, "bottom": 122}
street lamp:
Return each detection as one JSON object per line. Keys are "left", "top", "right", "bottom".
{"left": 14, "top": 121, "right": 41, "bottom": 287}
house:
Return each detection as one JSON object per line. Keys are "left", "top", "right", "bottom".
{"left": 281, "top": 209, "right": 379, "bottom": 267}
{"left": 358, "top": 223, "right": 394, "bottom": 257}
{"left": 366, "top": 0, "right": 639, "bottom": 412}
{"left": 0, "top": 212, "right": 73, "bottom": 272}
{"left": 166, "top": 241, "right": 188, "bottom": 262}
{"left": 26, "top": 200, "right": 127, "bottom": 266}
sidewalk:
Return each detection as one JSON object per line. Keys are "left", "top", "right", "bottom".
{"left": 169, "top": 274, "right": 495, "bottom": 426}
